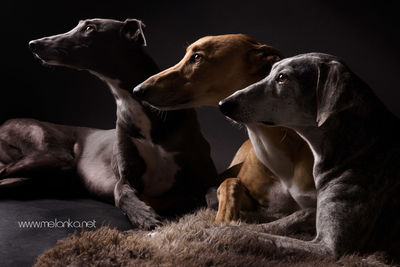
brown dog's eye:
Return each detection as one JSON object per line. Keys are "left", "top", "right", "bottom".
{"left": 276, "top": 73, "right": 288, "bottom": 84}
{"left": 191, "top": 53, "right": 202, "bottom": 64}
{"left": 84, "top": 25, "right": 95, "bottom": 33}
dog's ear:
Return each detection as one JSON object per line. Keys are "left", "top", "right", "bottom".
{"left": 316, "top": 61, "right": 354, "bottom": 127}
{"left": 121, "top": 18, "right": 147, "bottom": 46}
{"left": 248, "top": 44, "right": 283, "bottom": 76}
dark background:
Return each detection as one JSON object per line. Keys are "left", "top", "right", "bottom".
{"left": 1, "top": 2, "right": 399, "bottom": 266}
{"left": 1, "top": 0, "right": 399, "bottom": 171}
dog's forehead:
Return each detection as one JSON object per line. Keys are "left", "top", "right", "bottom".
{"left": 78, "top": 18, "right": 122, "bottom": 28}
{"left": 187, "top": 34, "right": 250, "bottom": 52}
{"left": 271, "top": 57, "right": 296, "bottom": 74}
{"left": 187, "top": 36, "right": 223, "bottom": 52}
{"left": 272, "top": 54, "right": 321, "bottom": 76}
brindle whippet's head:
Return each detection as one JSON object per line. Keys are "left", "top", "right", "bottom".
{"left": 29, "top": 18, "right": 149, "bottom": 80}
{"left": 133, "top": 34, "right": 282, "bottom": 109}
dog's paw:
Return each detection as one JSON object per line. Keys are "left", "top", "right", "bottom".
{"left": 125, "top": 202, "right": 162, "bottom": 230}
{"left": 116, "top": 182, "right": 163, "bottom": 230}
{"left": 205, "top": 187, "right": 219, "bottom": 210}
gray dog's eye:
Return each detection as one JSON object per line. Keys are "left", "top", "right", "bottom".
{"left": 276, "top": 73, "right": 289, "bottom": 84}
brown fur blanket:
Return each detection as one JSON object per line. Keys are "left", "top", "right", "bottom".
{"left": 34, "top": 207, "right": 395, "bottom": 266}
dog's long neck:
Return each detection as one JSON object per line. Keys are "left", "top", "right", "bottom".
{"left": 91, "top": 47, "right": 159, "bottom": 96}
{"left": 295, "top": 100, "right": 399, "bottom": 189}
{"left": 90, "top": 47, "right": 203, "bottom": 148}
{"left": 246, "top": 124, "right": 296, "bottom": 182}
{"left": 90, "top": 47, "right": 174, "bottom": 139}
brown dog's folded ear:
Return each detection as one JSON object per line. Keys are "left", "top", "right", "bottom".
{"left": 316, "top": 61, "right": 355, "bottom": 127}
{"left": 248, "top": 44, "right": 283, "bottom": 76}
{"left": 121, "top": 18, "right": 147, "bottom": 46}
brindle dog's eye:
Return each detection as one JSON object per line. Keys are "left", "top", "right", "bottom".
{"left": 84, "top": 25, "right": 95, "bottom": 33}
{"left": 191, "top": 53, "right": 202, "bottom": 64}
{"left": 276, "top": 73, "right": 289, "bottom": 84}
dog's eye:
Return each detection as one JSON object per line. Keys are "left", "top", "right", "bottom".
{"left": 190, "top": 53, "right": 202, "bottom": 64}
{"left": 84, "top": 25, "right": 95, "bottom": 33}
{"left": 276, "top": 73, "right": 288, "bottom": 84}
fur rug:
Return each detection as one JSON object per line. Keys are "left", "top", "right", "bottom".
{"left": 35, "top": 208, "right": 395, "bottom": 266}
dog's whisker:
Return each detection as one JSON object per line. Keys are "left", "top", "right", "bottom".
{"left": 279, "top": 130, "right": 288, "bottom": 143}
{"left": 146, "top": 103, "right": 168, "bottom": 122}
{"left": 162, "top": 110, "right": 168, "bottom": 122}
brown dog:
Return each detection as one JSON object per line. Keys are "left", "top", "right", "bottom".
{"left": 133, "top": 34, "right": 315, "bottom": 225}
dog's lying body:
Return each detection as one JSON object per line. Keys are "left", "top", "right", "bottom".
{"left": 0, "top": 119, "right": 116, "bottom": 201}
{"left": 219, "top": 53, "right": 400, "bottom": 258}
{"left": 133, "top": 34, "right": 316, "bottom": 224}
{"left": 1, "top": 18, "right": 218, "bottom": 229}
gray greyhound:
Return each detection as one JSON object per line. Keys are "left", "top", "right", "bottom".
{"left": 0, "top": 18, "right": 218, "bottom": 229}
{"left": 219, "top": 53, "right": 400, "bottom": 259}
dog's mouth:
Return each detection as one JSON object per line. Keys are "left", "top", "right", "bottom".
{"left": 261, "top": 121, "right": 275, "bottom": 126}
{"left": 144, "top": 96, "right": 193, "bottom": 111}
{"left": 32, "top": 47, "right": 69, "bottom": 66}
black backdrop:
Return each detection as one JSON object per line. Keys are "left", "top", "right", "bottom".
{"left": 1, "top": 0, "right": 399, "bottom": 171}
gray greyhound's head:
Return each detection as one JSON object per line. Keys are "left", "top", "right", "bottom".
{"left": 29, "top": 18, "right": 148, "bottom": 78}
{"left": 219, "top": 53, "right": 358, "bottom": 128}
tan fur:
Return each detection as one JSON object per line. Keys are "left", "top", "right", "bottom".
{"left": 139, "top": 34, "right": 315, "bottom": 224}
{"left": 139, "top": 34, "right": 281, "bottom": 108}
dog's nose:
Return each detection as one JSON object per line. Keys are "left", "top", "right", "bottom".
{"left": 133, "top": 84, "right": 148, "bottom": 99}
{"left": 219, "top": 99, "right": 237, "bottom": 116}
{"left": 29, "top": 40, "right": 41, "bottom": 52}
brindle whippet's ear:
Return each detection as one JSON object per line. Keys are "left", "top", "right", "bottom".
{"left": 248, "top": 44, "right": 283, "bottom": 76}
{"left": 316, "top": 61, "right": 354, "bottom": 127}
{"left": 121, "top": 18, "right": 147, "bottom": 46}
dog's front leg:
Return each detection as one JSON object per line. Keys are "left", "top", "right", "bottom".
{"left": 113, "top": 128, "right": 161, "bottom": 229}
{"left": 0, "top": 177, "right": 30, "bottom": 188}
{"left": 245, "top": 208, "right": 316, "bottom": 235}
{"left": 215, "top": 178, "right": 256, "bottom": 225}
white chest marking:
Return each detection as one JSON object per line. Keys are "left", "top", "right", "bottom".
{"left": 133, "top": 138, "right": 179, "bottom": 196}
{"left": 116, "top": 94, "right": 152, "bottom": 138}
{"left": 247, "top": 125, "right": 294, "bottom": 186}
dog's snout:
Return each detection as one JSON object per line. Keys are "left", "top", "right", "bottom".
{"left": 219, "top": 99, "right": 237, "bottom": 116}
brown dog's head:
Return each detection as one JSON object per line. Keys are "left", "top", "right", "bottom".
{"left": 133, "top": 34, "right": 282, "bottom": 109}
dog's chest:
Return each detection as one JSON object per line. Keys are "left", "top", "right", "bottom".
{"left": 107, "top": 80, "right": 180, "bottom": 196}
{"left": 132, "top": 138, "right": 179, "bottom": 196}
{"left": 247, "top": 127, "right": 294, "bottom": 182}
